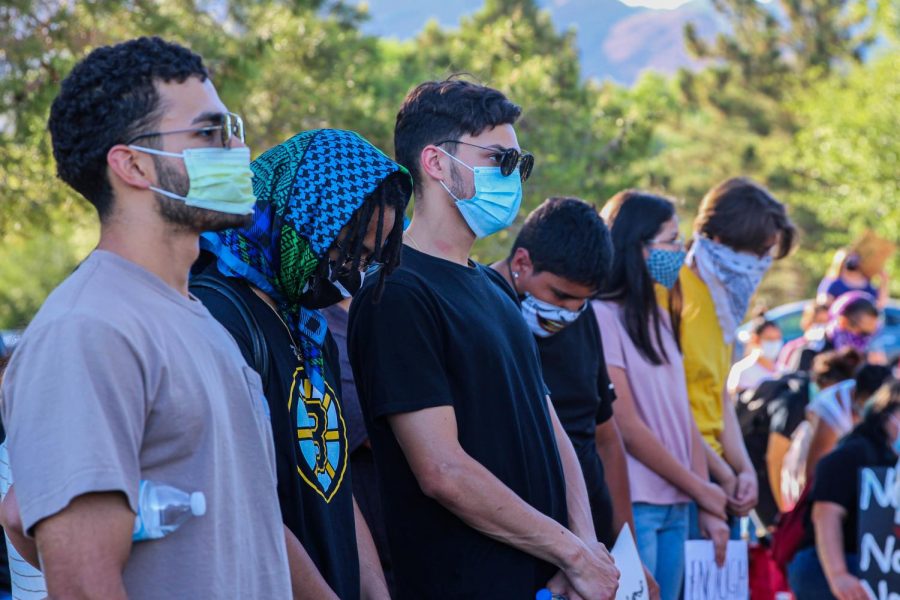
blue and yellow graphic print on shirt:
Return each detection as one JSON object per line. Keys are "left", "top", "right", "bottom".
{"left": 202, "top": 129, "right": 412, "bottom": 502}
{"left": 289, "top": 361, "right": 348, "bottom": 501}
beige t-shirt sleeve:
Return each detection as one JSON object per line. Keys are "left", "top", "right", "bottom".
{"left": 1, "top": 316, "right": 146, "bottom": 534}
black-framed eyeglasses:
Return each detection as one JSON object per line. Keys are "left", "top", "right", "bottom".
{"left": 333, "top": 240, "right": 381, "bottom": 274}
{"left": 126, "top": 112, "right": 245, "bottom": 148}
{"left": 435, "top": 140, "right": 534, "bottom": 181}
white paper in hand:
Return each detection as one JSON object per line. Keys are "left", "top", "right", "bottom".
{"left": 683, "top": 540, "right": 749, "bottom": 600}
{"left": 610, "top": 524, "right": 649, "bottom": 600}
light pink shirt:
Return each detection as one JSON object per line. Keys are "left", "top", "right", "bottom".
{"left": 593, "top": 300, "right": 695, "bottom": 505}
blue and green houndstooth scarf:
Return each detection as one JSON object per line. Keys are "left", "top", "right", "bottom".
{"left": 201, "top": 128, "right": 410, "bottom": 392}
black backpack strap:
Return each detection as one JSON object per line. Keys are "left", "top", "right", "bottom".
{"left": 190, "top": 272, "right": 270, "bottom": 383}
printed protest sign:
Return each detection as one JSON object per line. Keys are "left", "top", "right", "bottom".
{"left": 858, "top": 466, "right": 900, "bottom": 600}
{"left": 684, "top": 540, "right": 749, "bottom": 600}
{"left": 610, "top": 525, "right": 648, "bottom": 600}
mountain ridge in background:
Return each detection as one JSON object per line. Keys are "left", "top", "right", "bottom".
{"left": 360, "top": 0, "right": 724, "bottom": 84}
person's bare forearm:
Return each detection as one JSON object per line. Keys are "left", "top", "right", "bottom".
{"left": 765, "top": 433, "right": 790, "bottom": 511}
{"left": 690, "top": 423, "right": 710, "bottom": 480}
{"left": 595, "top": 423, "right": 633, "bottom": 535}
{"left": 548, "top": 398, "right": 597, "bottom": 543}
{"left": 419, "top": 440, "right": 587, "bottom": 568}
{"left": 36, "top": 492, "right": 133, "bottom": 600}
{"left": 705, "top": 438, "right": 736, "bottom": 486}
{"left": 353, "top": 497, "right": 389, "bottom": 600}
{"left": 0, "top": 485, "right": 40, "bottom": 568}
{"left": 721, "top": 395, "right": 753, "bottom": 475}
{"left": 617, "top": 413, "right": 707, "bottom": 499}
{"left": 813, "top": 503, "right": 851, "bottom": 585}
{"left": 283, "top": 525, "right": 339, "bottom": 600}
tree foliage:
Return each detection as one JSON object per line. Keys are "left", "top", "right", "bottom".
{"left": 0, "top": 0, "right": 896, "bottom": 327}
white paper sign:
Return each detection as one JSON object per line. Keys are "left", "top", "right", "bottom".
{"left": 611, "top": 525, "right": 649, "bottom": 600}
{"left": 683, "top": 540, "right": 749, "bottom": 600}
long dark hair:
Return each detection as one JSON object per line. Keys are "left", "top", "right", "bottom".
{"left": 331, "top": 172, "right": 410, "bottom": 301}
{"left": 600, "top": 190, "right": 682, "bottom": 365}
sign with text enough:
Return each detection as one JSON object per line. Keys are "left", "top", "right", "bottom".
{"left": 684, "top": 540, "right": 748, "bottom": 600}
{"left": 858, "top": 466, "right": 900, "bottom": 600}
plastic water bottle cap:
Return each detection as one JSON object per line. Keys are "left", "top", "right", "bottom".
{"left": 190, "top": 492, "right": 207, "bottom": 517}
{"left": 535, "top": 589, "right": 552, "bottom": 600}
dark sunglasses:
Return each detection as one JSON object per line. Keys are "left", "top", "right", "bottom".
{"left": 435, "top": 140, "right": 534, "bottom": 181}
{"left": 126, "top": 112, "right": 245, "bottom": 148}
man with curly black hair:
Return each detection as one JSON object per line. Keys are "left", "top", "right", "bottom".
{"left": 0, "top": 37, "right": 291, "bottom": 598}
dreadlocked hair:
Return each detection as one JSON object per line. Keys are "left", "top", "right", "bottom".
{"left": 331, "top": 171, "right": 410, "bottom": 301}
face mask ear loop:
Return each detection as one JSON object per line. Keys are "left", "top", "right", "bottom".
{"left": 437, "top": 147, "right": 474, "bottom": 203}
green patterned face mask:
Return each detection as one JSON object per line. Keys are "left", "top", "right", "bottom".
{"left": 129, "top": 145, "right": 256, "bottom": 215}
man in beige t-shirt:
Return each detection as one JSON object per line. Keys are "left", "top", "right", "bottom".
{"left": 0, "top": 37, "right": 290, "bottom": 598}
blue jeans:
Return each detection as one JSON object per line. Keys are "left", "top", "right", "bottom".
{"left": 787, "top": 547, "right": 860, "bottom": 600}
{"left": 633, "top": 502, "right": 690, "bottom": 600}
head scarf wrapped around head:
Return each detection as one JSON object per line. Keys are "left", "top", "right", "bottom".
{"left": 201, "top": 129, "right": 411, "bottom": 391}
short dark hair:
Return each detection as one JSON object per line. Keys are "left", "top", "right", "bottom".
{"left": 854, "top": 364, "right": 893, "bottom": 403}
{"left": 511, "top": 197, "right": 612, "bottom": 290}
{"left": 750, "top": 316, "right": 780, "bottom": 337}
{"left": 834, "top": 294, "right": 879, "bottom": 323}
{"left": 694, "top": 177, "right": 797, "bottom": 259}
{"left": 393, "top": 77, "right": 522, "bottom": 189}
{"left": 857, "top": 378, "right": 900, "bottom": 447}
{"left": 48, "top": 37, "right": 208, "bottom": 219}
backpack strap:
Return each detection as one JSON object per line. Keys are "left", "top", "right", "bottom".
{"left": 190, "top": 272, "right": 270, "bottom": 384}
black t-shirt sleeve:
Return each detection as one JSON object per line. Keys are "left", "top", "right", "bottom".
{"left": 349, "top": 280, "right": 453, "bottom": 420}
{"left": 768, "top": 390, "right": 806, "bottom": 437}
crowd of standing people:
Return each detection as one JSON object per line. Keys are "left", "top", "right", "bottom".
{"left": 0, "top": 36, "right": 896, "bottom": 600}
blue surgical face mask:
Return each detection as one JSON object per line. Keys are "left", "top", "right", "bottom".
{"left": 129, "top": 145, "right": 256, "bottom": 215}
{"left": 437, "top": 147, "right": 522, "bottom": 238}
{"left": 646, "top": 247, "right": 687, "bottom": 289}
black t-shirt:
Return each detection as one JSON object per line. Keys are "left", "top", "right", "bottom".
{"left": 348, "top": 245, "right": 568, "bottom": 600}
{"left": 767, "top": 375, "right": 810, "bottom": 439}
{"left": 524, "top": 293, "right": 617, "bottom": 545}
{"left": 800, "top": 432, "right": 896, "bottom": 553}
{"left": 193, "top": 267, "right": 360, "bottom": 600}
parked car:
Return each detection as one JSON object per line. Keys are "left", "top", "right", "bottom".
{"left": 734, "top": 299, "right": 900, "bottom": 362}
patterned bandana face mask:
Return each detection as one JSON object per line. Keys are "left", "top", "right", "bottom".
{"left": 646, "top": 248, "right": 687, "bottom": 289}
{"left": 830, "top": 327, "right": 874, "bottom": 353}
{"left": 688, "top": 236, "right": 773, "bottom": 344}
{"left": 201, "top": 129, "right": 412, "bottom": 392}
{"left": 519, "top": 294, "right": 586, "bottom": 337}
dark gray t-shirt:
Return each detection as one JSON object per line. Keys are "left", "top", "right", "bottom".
{"left": 0, "top": 250, "right": 290, "bottom": 598}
